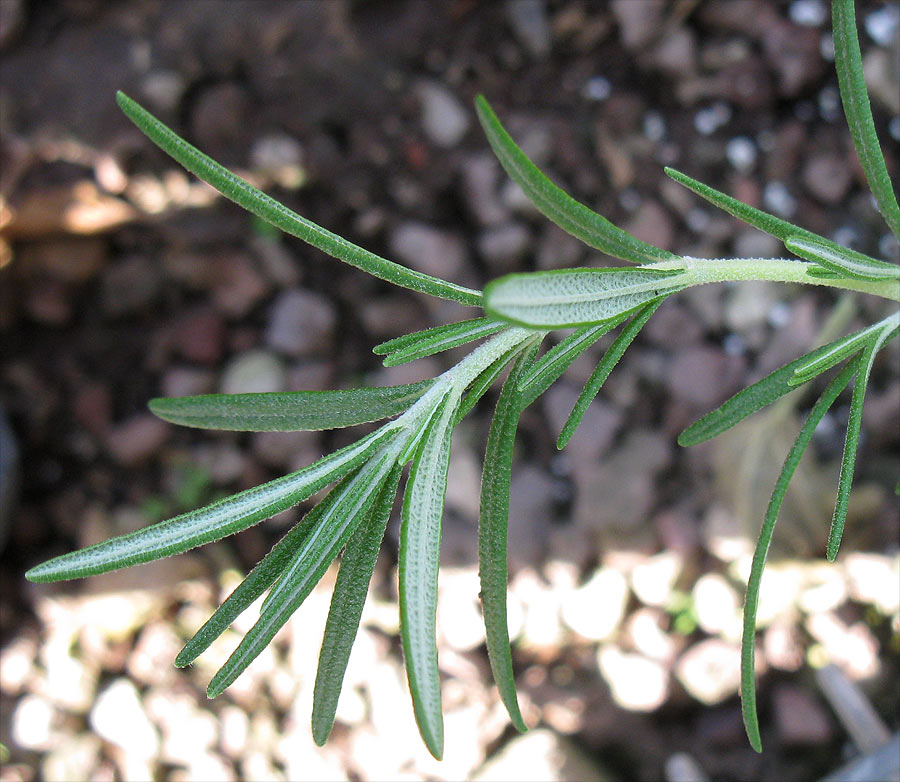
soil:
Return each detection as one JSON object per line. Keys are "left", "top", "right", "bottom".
{"left": 1, "top": 1, "right": 898, "bottom": 781}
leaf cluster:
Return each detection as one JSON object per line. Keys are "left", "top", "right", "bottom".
{"left": 26, "top": 0, "right": 897, "bottom": 758}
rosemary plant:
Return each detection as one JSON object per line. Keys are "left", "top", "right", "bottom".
{"left": 26, "top": 0, "right": 897, "bottom": 758}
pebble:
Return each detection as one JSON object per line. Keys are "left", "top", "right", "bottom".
{"left": 597, "top": 645, "right": 670, "bottom": 711}
{"left": 264, "top": 288, "right": 336, "bottom": 358}
{"left": 691, "top": 573, "right": 741, "bottom": 639}
{"left": 211, "top": 253, "right": 270, "bottom": 319}
{"left": 802, "top": 153, "right": 852, "bottom": 203}
{"left": 104, "top": 414, "right": 169, "bottom": 466}
{"left": 536, "top": 223, "right": 585, "bottom": 269}
{"left": 789, "top": 0, "right": 828, "bottom": 27}
{"left": 773, "top": 684, "right": 833, "bottom": 744}
{"left": 101, "top": 256, "right": 163, "bottom": 316}
{"left": 865, "top": 4, "right": 900, "bottom": 46}
{"left": 763, "top": 20, "right": 825, "bottom": 97}
{"left": 250, "top": 133, "right": 306, "bottom": 190}
{"left": 560, "top": 567, "right": 628, "bottom": 641}
{"left": 623, "top": 200, "right": 674, "bottom": 251}
{"left": 631, "top": 551, "right": 684, "bottom": 608}
{"left": 667, "top": 345, "right": 745, "bottom": 408}
{"left": 19, "top": 237, "right": 108, "bottom": 283}
{"left": 477, "top": 222, "right": 531, "bottom": 272}
{"left": 89, "top": 678, "right": 160, "bottom": 758}
{"left": 437, "top": 566, "right": 485, "bottom": 652}
{"left": 190, "top": 81, "right": 251, "bottom": 157}
{"left": 460, "top": 153, "right": 509, "bottom": 226}
{"left": 416, "top": 81, "right": 470, "bottom": 148}
{"left": 665, "top": 752, "right": 710, "bottom": 782}
{"left": 843, "top": 553, "right": 900, "bottom": 616}
{"left": 160, "top": 366, "right": 217, "bottom": 398}
{"left": 140, "top": 70, "right": 187, "bottom": 113}
{"left": 12, "top": 693, "right": 57, "bottom": 751}
{"left": 675, "top": 639, "right": 742, "bottom": 704}
{"left": 651, "top": 27, "right": 697, "bottom": 77}
{"left": 505, "top": 0, "right": 551, "bottom": 59}
{"left": 611, "top": 0, "right": 665, "bottom": 50}
{"left": 473, "top": 728, "right": 611, "bottom": 782}
{"left": 251, "top": 429, "right": 319, "bottom": 471}
{"left": 173, "top": 307, "right": 226, "bottom": 365}
{"left": 220, "top": 349, "right": 286, "bottom": 394}
{"left": 389, "top": 220, "right": 469, "bottom": 280}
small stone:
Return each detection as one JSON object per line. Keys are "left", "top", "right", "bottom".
{"left": 12, "top": 694, "right": 56, "bottom": 751}
{"left": 473, "top": 728, "right": 611, "bottom": 782}
{"left": 41, "top": 735, "right": 102, "bottom": 782}
{"left": 220, "top": 349, "right": 286, "bottom": 394}
{"left": 624, "top": 607, "right": 680, "bottom": 663}
{"left": 89, "top": 679, "right": 159, "bottom": 758}
{"left": 666, "top": 346, "right": 745, "bottom": 409}
{"left": 211, "top": 253, "right": 270, "bottom": 318}
{"left": 692, "top": 573, "right": 742, "bottom": 639}
{"left": 250, "top": 133, "right": 305, "bottom": 189}
{"left": 865, "top": 4, "right": 900, "bottom": 46}
{"left": 19, "top": 237, "right": 107, "bottom": 282}
{"left": 773, "top": 684, "right": 832, "bottom": 744}
{"left": 611, "top": 0, "right": 666, "bottom": 50}
{"left": 597, "top": 646, "right": 669, "bottom": 711}
{"left": 264, "top": 288, "right": 336, "bottom": 358}
{"left": 190, "top": 81, "right": 250, "bottom": 157}
{"left": 389, "top": 220, "right": 468, "bottom": 280}
{"left": 101, "top": 256, "right": 162, "bottom": 316}
{"left": 461, "top": 153, "right": 509, "bottom": 226}
{"left": 802, "top": 153, "right": 853, "bottom": 204}
{"left": 437, "top": 566, "right": 485, "bottom": 652}
{"left": 141, "top": 70, "right": 186, "bottom": 112}
{"left": 105, "top": 414, "right": 169, "bottom": 466}
{"left": 251, "top": 429, "right": 319, "bottom": 471}
{"left": 505, "top": 0, "right": 551, "bottom": 59}
{"left": 173, "top": 307, "right": 226, "bottom": 365}
{"left": 843, "top": 553, "right": 900, "bottom": 616}
{"left": 623, "top": 200, "right": 673, "bottom": 251}
{"left": 675, "top": 639, "right": 741, "bottom": 704}
{"left": 762, "top": 20, "right": 825, "bottom": 97}
{"left": 477, "top": 222, "right": 531, "bottom": 272}
{"left": 160, "top": 366, "right": 216, "bottom": 398}
{"left": 560, "top": 568, "right": 628, "bottom": 641}
{"left": 416, "top": 81, "right": 470, "bottom": 148}
{"left": 631, "top": 551, "right": 683, "bottom": 607}
{"left": 651, "top": 27, "right": 697, "bottom": 76}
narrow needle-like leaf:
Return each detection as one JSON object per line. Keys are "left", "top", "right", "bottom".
{"left": 149, "top": 381, "right": 435, "bottom": 431}
{"left": 399, "top": 392, "right": 459, "bottom": 760}
{"left": 558, "top": 299, "right": 663, "bottom": 448}
{"left": 176, "top": 482, "right": 340, "bottom": 667}
{"left": 25, "top": 428, "right": 396, "bottom": 583}
{"left": 785, "top": 236, "right": 899, "bottom": 282}
{"left": 826, "top": 324, "right": 899, "bottom": 560}
{"left": 376, "top": 318, "right": 507, "bottom": 367}
{"left": 475, "top": 96, "right": 676, "bottom": 264}
{"left": 312, "top": 465, "right": 402, "bottom": 746}
{"left": 832, "top": 0, "right": 900, "bottom": 238}
{"left": 479, "top": 346, "right": 538, "bottom": 732}
{"left": 116, "top": 92, "right": 482, "bottom": 306}
{"left": 454, "top": 341, "right": 537, "bottom": 423}
{"left": 207, "top": 445, "right": 400, "bottom": 698}
{"left": 741, "top": 358, "right": 859, "bottom": 752}
{"left": 517, "top": 314, "right": 630, "bottom": 406}
{"left": 484, "top": 267, "right": 686, "bottom": 329}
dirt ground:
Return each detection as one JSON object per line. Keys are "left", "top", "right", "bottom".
{"left": 1, "top": 1, "right": 898, "bottom": 780}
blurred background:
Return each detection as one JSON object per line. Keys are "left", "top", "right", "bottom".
{"left": 1, "top": 0, "right": 898, "bottom": 780}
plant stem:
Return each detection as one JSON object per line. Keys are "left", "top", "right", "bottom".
{"left": 654, "top": 257, "right": 900, "bottom": 302}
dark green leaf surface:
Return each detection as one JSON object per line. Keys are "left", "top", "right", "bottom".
{"left": 454, "top": 340, "right": 538, "bottom": 423}
{"left": 558, "top": 299, "right": 663, "bottom": 448}
{"left": 207, "top": 445, "right": 400, "bottom": 698}
{"left": 176, "top": 481, "right": 343, "bottom": 667}
{"left": 475, "top": 96, "right": 675, "bottom": 265}
{"left": 399, "top": 393, "right": 458, "bottom": 760}
{"left": 117, "top": 92, "right": 482, "bottom": 306}
{"left": 826, "top": 324, "right": 899, "bottom": 560}
{"left": 478, "top": 346, "right": 538, "bottom": 733}
{"left": 790, "top": 319, "right": 892, "bottom": 386}
{"left": 741, "top": 358, "right": 859, "bottom": 753}
{"left": 376, "top": 318, "right": 507, "bottom": 367}
{"left": 484, "top": 267, "right": 685, "bottom": 329}
{"left": 677, "top": 326, "right": 899, "bottom": 447}
{"left": 25, "top": 429, "right": 395, "bottom": 583}
{"left": 149, "top": 381, "right": 435, "bottom": 431}
{"left": 785, "top": 236, "right": 899, "bottom": 282}
{"left": 312, "top": 465, "right": 402, "bottom": 746}
{"left": 832, "top": 0, "right": 900, "bottom": 238}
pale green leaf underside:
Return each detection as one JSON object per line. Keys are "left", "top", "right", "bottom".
{"left": 484, "top": 267, "right": 686, "bottom": 328}
{"left": 399, "top": 393, "right": 458, "bottom": 760}
{"left": 377, "top": 318, "right": 507, "bottom": 367}
{"left": 25, "top": 428, "right": 395, "bottom": 583}
{"left": 785, "top": 236, "right": 899, "bottom": 282}
{"left": 475, "top": 96, "right": 676, "bottom": 265}
{"left": 207, "top": 446, "right": 400, "bottom": 698}
{"left": 148, "top": 381, "right": 434, "bottom": 431}
{"left": 116, "top": 92, "right": 481, "bottom": 306}
{"left": 831, "top": 0, "right": 900, "bottom": 239}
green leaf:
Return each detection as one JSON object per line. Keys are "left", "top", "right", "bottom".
{"left": 790, "top": 315, "right": 899, "bottom": 386}
{"left": 149, "top": 381, "right": 434, "bottom": 432}
{"left": 558, "top": 299, "right": 663, "bottom": 448}
{"left": 475, "top": 96, "right": 676, "bottom": 265}
{"left": 678, "top": 323, "right": 899, "bottom": 447}
{"left": 484, "top": 267, "right": 686, "bottom": 329}
{"left": 207, "top": 443, "right": 401, "bottom": 698}
{"left": 312, "top": 464, "right": 402, "bottom": 746}
{"left": 741, "top": 357, "right": 859, "bottom": 753}
{"left": 832, "top": 0, "right": 900, "bottom": 238}
{"left": 785, "top": 236, "right": 899, "bottom": 282}
{"left": 665, "top": 168, "right": 853, "bottom": 258}
{"left": 399, "top": 392, "right": 459, "bottom": 760}
{"left": 25, "top": 428, "right": 396, "bottom": 583}
{"left": 454, "top": 340, "right": 538, "bottom": 423}
{"left": 517, "top": 314, "right": 630, "bottom": 406}
{"left": 375, "top": 318, "right": 507, "bottom": 367}
{"left": 826, "top": 323, "right": 899, "bottom": 561}
{"left": 116, "top": 92, "right": 482, "bottom": 306}
{"left": 176, "top": 477, "right": 348, "bottom": 667}
{"left": 479, "top": 345, "right": 538, "bottom": 733}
